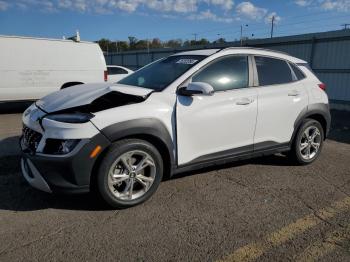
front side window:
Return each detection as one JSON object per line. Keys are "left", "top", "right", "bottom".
{"left": 118, "top": 55, "right": 206, "bottom": 91}
{"left": 255, "top": 56, "right": 293, "bottom": 86}
{"left": 192, "top": 56, "right": 249, "bottom": 91}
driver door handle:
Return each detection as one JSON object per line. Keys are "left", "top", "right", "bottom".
{"left": 288, "top": 90, "right": 300, "bottom": 97}
{"left": 236, "top": 98, "right": 254, "bottom": 105}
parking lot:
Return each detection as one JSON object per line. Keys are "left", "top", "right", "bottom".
{"left": 0, "top": 106, "right": 349, "bottom": 262}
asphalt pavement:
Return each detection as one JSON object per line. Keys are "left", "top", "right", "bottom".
{"left": 0, "top": 105, "right": 349, "bottom": 262}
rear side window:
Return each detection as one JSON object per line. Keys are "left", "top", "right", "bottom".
{"left": 255, "top": 56, "right": 293, "bottom": 86}
{"left": 290, "top": 63, "right": 306, "bottom": 80}
{"left": 108, "top": 67, "right": 128, "bottom": 75}
{"left": 192, "top": 56, "right": 249, "bottom": 91}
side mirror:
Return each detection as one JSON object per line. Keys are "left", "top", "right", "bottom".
{"left": 178, "top": 82, "right": 214, "bottom": 96}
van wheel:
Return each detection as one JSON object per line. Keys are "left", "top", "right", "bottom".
{"left": 290, "top": 119, "right": 324, "bottom": 165}
{"left": 97, "top": 139, "right": 163, "bottom": 208}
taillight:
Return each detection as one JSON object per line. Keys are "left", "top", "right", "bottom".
{"left": 318, "top": 83, "right": 326, "bottom": 91}
{"left": 104, "top": 70, "right": 108, "bottom": 82}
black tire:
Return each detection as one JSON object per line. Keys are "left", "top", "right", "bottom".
{"left": 96, "top": 139, "right": 163, "bottom": 208}
{"left": 289, "top": 118, "right": 324, "bottom": 165}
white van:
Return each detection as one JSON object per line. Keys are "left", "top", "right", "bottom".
{"left": 0, "top": 35, "right": 107, "bottom": 102}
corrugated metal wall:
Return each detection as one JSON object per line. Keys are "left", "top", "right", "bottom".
{"left": 105, "top": 30, "right": 350, "bottom": 105}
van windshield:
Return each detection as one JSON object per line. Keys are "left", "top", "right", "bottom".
{"left": 118, "top": 55, "right": 206, "bottom": 91}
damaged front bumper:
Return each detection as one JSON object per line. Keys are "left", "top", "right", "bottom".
{"left": 20, "top": 133, "right": 110, "bottom": 194}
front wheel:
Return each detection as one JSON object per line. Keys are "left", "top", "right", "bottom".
{"left": 290, "top": 119, "right": 324, "bottom": 165}
{"left": 97, "top": 139, "right": 163, "bottom": 208}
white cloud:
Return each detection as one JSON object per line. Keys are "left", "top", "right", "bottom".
{"left": 265, "top": 12, "right": 281, "bottom": 24}
{"left": 14, "top": 0, "right": 56, "bottom": 12}
{"left": 190, "top": 9, "right": 233, "bottom": 22}
{"left": 294, "top": 0, "right": 312, "bottom": 7}
{"left": 2, "top": 0, "right": 235, "bottom": 14}
{"left": 236, "top": 1, "right": 267, "bottom": 20}
{"left": 0, "top": 0, "right": 282, "bottom": 25}
{"left": 0, "top": 1, "right": 9, "bottom": 11}
{"left": 294, "top": 0, "right": 350, "bottom": 11}
{"left": 173, "top": 0, "right": 197, "bottom": 13}
{"left": 207, "top": 0, "right": 234, "bottom": 11}
{"left": 321, "top": 0, "right": 350, "bottom": 11}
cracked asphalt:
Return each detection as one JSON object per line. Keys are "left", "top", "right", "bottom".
{"left": 0, "top": 105, "right": 349, "bottom": 262}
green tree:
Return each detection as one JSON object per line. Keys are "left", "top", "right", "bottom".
{"left": 128, "top": 36, "right": 138, "bottom": 50}
{"left": 165, "top": 39, "right": 182, "bottom": 48}
{"left": 150, "top": 38, "right": 162, "bottom": 49}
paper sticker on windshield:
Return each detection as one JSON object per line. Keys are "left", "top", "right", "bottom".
{"left": 176, "top": 59, "right": 198, "bottom": 65}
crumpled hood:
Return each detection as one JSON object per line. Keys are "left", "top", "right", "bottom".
{"left": 36, "top": 83, "right": 154, "bottom": 113}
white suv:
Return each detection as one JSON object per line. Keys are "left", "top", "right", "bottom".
{"left": 21, "top": 48, "right": 331, "bottom": 208}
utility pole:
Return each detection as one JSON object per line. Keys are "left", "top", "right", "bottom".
{"left": 341, "top": 24, "right": 350, "bottom": 30}
{"left": 240, "top": 24, "right": 248, "bottom": 46}
{"left": 270, "top": 16, "right": 275, "bottom": 38}
{"left": 192, "top": 33, "right": 198, "bottom": 42}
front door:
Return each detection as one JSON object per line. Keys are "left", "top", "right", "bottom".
{"left": 176, "top": 55, "right": 258, "bottom": 165}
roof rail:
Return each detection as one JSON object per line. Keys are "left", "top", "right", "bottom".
{"left": 218, "top": 46, "right": 290, "bottom": 56}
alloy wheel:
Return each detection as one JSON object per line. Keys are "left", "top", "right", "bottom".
{"left": 299, "top": 126, "right": 322, "bottom": 160}
{"left": 107, "top": 150, "right": 156, "bottom": 201}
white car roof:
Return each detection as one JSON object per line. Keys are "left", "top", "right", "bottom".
{"left": 173, "top": 49, "right": 220, "bottom": 56}
{"left": 173, "top": 47, "right": 307, "bottom": 64}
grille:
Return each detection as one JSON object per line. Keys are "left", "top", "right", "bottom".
{"left": 22, "top": 125, "right": 42, "bottom": 152}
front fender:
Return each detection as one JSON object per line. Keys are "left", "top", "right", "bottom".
{"left": 100, "top": 118, "right": 175, "bottom": 169}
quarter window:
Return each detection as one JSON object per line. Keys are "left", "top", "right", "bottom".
{"left": 290, "top": 63, "right": 306, "bottom": 80}
{"left": 255, "top": 56, "right": 293, "bottom": 86}
{"left": 192, "top": 56, "right": 249, "bottom": 91}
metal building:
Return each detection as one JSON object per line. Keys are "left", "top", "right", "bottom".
{"left": 105, "top": 29, "right": 350, "bottom": 109}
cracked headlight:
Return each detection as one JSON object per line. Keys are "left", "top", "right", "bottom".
{"left": 44, "top": 139, "right": 80, "bottom": 155}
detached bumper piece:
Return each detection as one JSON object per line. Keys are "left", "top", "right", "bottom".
{"left": 20, "top": 133, "right": 110, "bottom": 194}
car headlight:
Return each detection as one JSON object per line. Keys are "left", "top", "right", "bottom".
{"left": 45, "top": 113, "right": 93, "bottom": 123}
{"left": 44, "top": 139, "right": 80, "bottom": 155}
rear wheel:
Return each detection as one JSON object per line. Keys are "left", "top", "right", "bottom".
{"left": 97, "top": 139, "right": 163, "bottom": 208}
{"left": 290, "top": 119, "right": 324, "bottom": 165}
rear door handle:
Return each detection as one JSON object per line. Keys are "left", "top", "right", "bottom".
{"left": 288, "top": 90, "right": 300, "bottom": 96}
{"left": 235, "top": 98, "right": 254, "bottom": 105}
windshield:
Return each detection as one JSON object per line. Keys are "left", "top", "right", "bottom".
{"left": 118, "top": 55, "right": 207, "bottom": 91}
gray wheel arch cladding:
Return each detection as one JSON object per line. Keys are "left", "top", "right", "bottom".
{"left": 293, "top": 103, "right": 331, "bottom": 142}
{"left": 100, "top": 118, "right": 175, "bottom": 173}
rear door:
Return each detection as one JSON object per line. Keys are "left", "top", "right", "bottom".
{"left": 176, "top": 55, "right": 258, "bottom": 165}
{"left": 253, "top": 56, "right": 309, "bottom": 149}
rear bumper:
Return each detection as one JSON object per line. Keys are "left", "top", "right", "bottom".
{"left": 20, "top": 133, "right": 110, "bottom": 194}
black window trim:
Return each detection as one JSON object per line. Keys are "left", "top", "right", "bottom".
{"left": 289, "top": 62, "right": 307, "bottom": 81}
{"left": 253, "top": 55, "right": 306, "bottom": 87}
{"left": 178, "top": 54, "right": 255, "bottom": 94}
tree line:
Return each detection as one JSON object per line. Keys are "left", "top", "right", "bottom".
{"left": 96, "top": 36, "right": 227, "bottom": 53}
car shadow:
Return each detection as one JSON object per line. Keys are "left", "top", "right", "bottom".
{"left": 0, "top": 148, "right": 293, "bottom": 212}
{"left": 0, "top": 152, "right": 110, "bottom": 212}
{"left": 328, "top": 109, "right": 350, "bottom": 144}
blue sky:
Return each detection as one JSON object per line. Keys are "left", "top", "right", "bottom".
{"left": 0, "top": 0, "right": 350, "bottom": 42}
